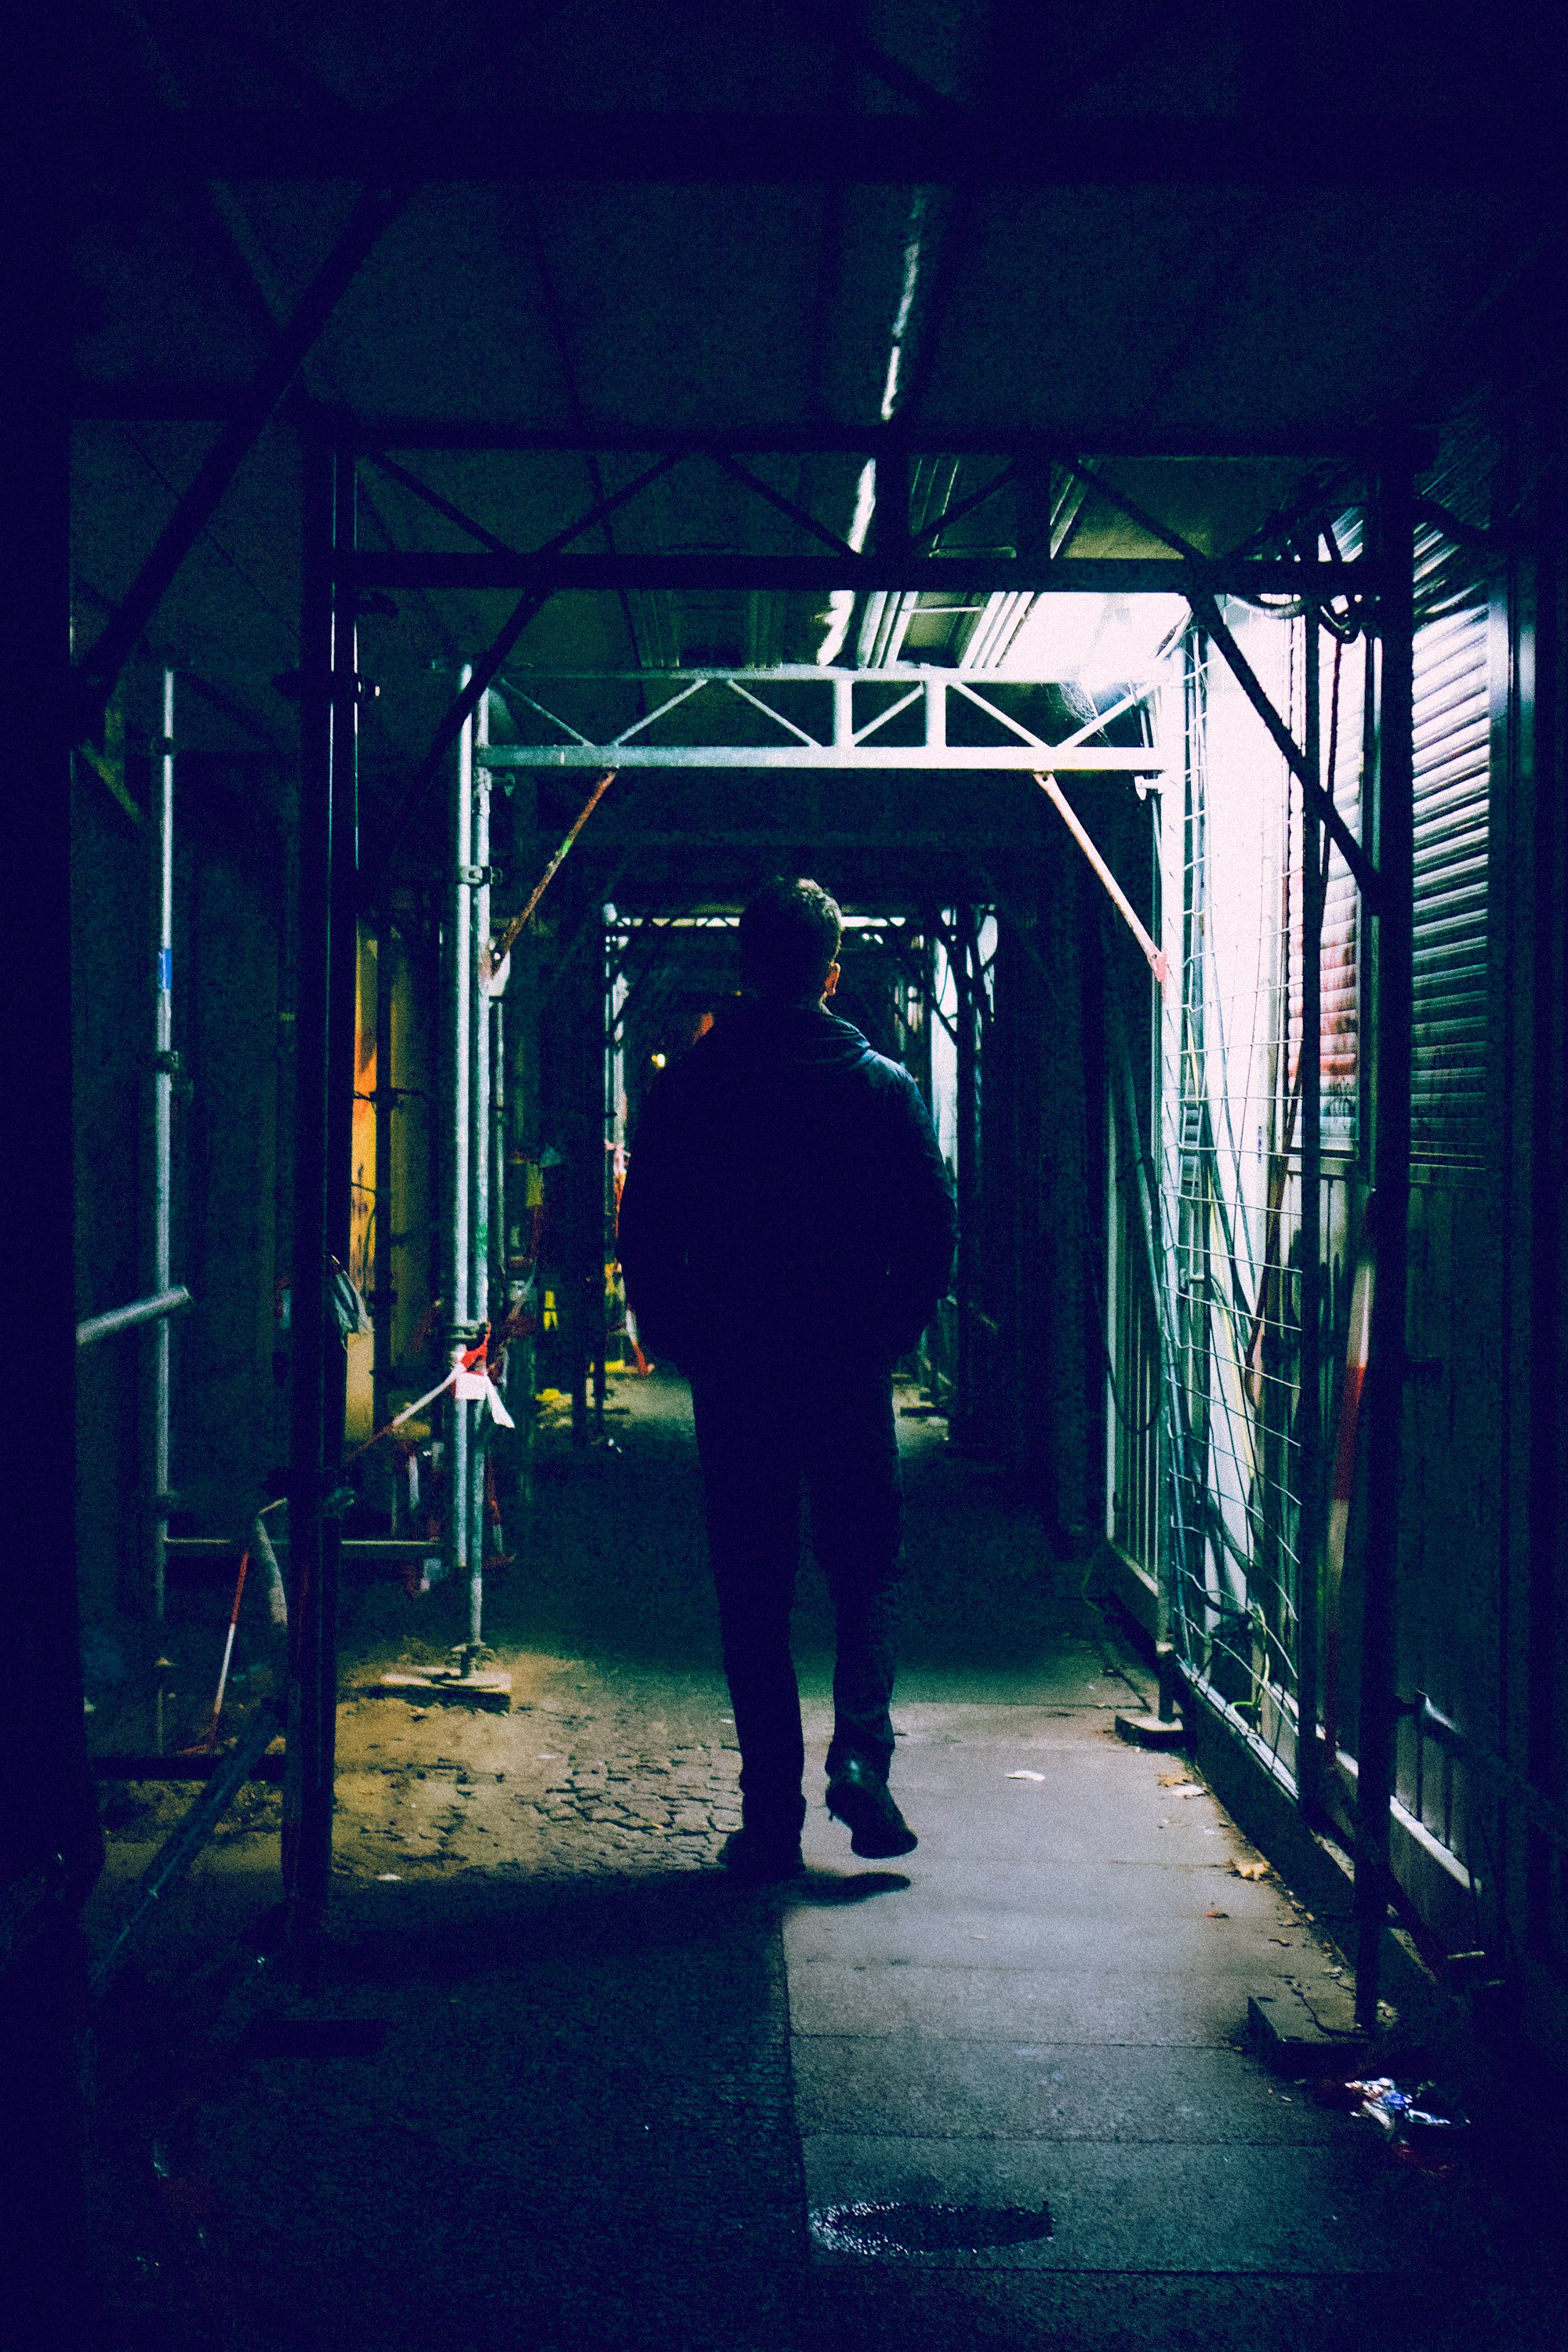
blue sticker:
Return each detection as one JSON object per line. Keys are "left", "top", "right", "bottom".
{"left": 157, "top": 949, "right": 172, "bottom": 991}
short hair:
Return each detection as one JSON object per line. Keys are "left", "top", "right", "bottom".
{"left": 739, "top": 877, "right": 843, "bottom": 1000}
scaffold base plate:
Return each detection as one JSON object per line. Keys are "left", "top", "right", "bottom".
{"left": 1113, "top": 1711, "right": 1186, "bottom": 1751}
{"left": 373, "top": 1670, "right": 513, "bottom": 1713}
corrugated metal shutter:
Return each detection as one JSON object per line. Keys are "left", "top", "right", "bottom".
{"left": 1304, "top": 456, "right": 1493, "bottom": 1171}
{"left": 1410, "top": 492, "right": 1491, "bottom": 1167}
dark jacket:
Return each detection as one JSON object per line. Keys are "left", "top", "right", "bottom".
{"left": 617, "top": 996, "right": 957, "bottom": 1375}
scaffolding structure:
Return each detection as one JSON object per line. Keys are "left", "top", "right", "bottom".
{"left": 56, "top": 387, "right": 1453, "bottom": 2037}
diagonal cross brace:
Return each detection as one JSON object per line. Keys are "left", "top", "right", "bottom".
{"left": 911, "top": 461, "right": 1017, "bottom": 550}
{"left": 74, "top": 184, "right": 407, "bottom": 739}
{"left": 706, "top": 449, "right": 862, "bottom": 560}
{"left": 370, "top": 452, "right": 680, "bottom": 878}
{"left": 365, "top": 450, "right": 517, "bottom": 556}
{"left": 493, "top": 770, "right": 618, "bottom": 966}
{"left": 1062, "top": 459, "right": 1380, "bottom": 908}
{"left": 1191, "top": 593, "right": 1378, "bottom": 906}
{"left": 1035, "top": 771, "right": 1167, "bottom": 984}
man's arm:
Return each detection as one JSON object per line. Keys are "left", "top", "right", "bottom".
{"left": 615, "top": 1073, "right": 696, "bottom": 1361}
{"left": 882, "top": 1073, "right": 959, "bottom": 1355}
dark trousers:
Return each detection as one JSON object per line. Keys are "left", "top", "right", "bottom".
{"left": 691, "top": 1363, "right": 903, "bottom": 1834}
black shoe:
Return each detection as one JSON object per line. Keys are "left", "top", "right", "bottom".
{"left": 719, "top": 1825, "right": 805, "bottom": 1882}
{"left": 826, "top": 1759, "right": 919, "bottom": 1858}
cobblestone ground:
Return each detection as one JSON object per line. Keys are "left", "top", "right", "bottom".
{"left": 330, "top": 1669, "right": 744, "bottom": 1881}
{"left": 88, "top": 1367, "right": 1110, "bottom": 1913}
{"left": 94, "top": 1682, "right": 747, "bottom": 1915}
{"left": 92, "top": 1372, "right": 749, "bottom": 1909}
{"left": 313, "top": 1371, "right": 746, "bottom": 1884}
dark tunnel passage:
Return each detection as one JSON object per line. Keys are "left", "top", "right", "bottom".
{"left": 13, "top": 8, "right": 1568, "bottom": 2347}
{"left": 73, "top": 863, "right": 1568, "bottom": 2351}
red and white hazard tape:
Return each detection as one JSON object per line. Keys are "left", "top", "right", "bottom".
{"left": 390, "top": 1336, "right": 514, "bottom": 1432}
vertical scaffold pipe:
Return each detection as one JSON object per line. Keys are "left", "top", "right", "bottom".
{"left": 568, "top": 867, "right": 597, "bottom": 1450}
{"left": 447, "top": 670, "right": 474, "bottom": 1599}
{"left": 593, "top": 902, "right": 610, "bottom": 1438}
{"left": 467, "top": 691, "right": 492, "bottom": 1657}
{"left": 373, "top": 904, "right": 395, "bottom": 1452}
{"left": 322, "top": 442, "right": 359, "bottom": 1757}
{"left": 285, "top": 416, "right": 354, "bottom": 1944}
{"left": 149, "top": 669, "right": 175, "bottom": 1694}
{"left": 494, "top": 996, "right": 508, "bottom": 1316}
{"left": 1355, "top": 462, "right": 1417, "bottom": 2032}
{"left": 1297, "top": 609, "right": 1326, "bottom": 1819}
{"left": 953, "top": 910, "right": 979, "bottom": 1437}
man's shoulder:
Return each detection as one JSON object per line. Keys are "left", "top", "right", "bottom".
{"left": 840, "top": 1033, "right": 929, "bottom": 1112}
{"left": 693, "top": 1001, "right": 871, "bottom": 1076}
{"left": 650, "top": 1004, "right": 924, "bottom": 1110}
{"left": 854, "top": 1036, "right": 919, "bottom": 1091}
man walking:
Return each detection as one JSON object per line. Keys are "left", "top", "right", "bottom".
{"left": 618, "top": 879, "right": 957, "bottom": 1880}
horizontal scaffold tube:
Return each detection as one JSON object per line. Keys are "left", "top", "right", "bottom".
{"left": 76, "top": 1286, "right": 191, "bottom": 1348}
{"left": 89, "top": 1700, "right": 285, "bottom": 1994}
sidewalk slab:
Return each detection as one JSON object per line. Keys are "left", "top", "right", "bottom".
{"left": 802, "top": 2132, "right": 1483, "bottom": 2274}
{"left": 791, "top": 2038, "right": 1346, "bottom": 2144}
{"left": 783, "top": 1687, "right": 1473, "bottom": 2307}
{"left": 789, "top": 1958, "right": 1282, "bottom": 2044}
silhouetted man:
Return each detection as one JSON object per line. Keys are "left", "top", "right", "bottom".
{"left": 618, "top": 879, "right": 957, "bottom": 1879}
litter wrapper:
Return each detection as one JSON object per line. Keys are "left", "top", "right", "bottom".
{"left": 1338, "top": 2077, "right": 1472, "bottom": 2160}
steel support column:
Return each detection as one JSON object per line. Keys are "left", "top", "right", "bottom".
{"left": 146, "top": 670, "right": 175, "bottom": 1695}
{"left": 1296, "top": 610, "right": 1326, "bottom": 1819}
{"left": 324, "top": 446, "right": 360, "bottom": 1771}
{"left": 1, "top": 93, "right": 99, "bottom": 2338}
{"left": 372, "top": 904, "right": 395, "bottom": 1446}
{"left": 557, "top": 866, "right": 605, "bottom": 1448}
{"left": 1354, "top": 470, "right": 1417, "bottom": 2031}
{"left": 952, "top": 909, "right": 981, "bottom": 1439}
{"left": 445, "top": 670, "right": 475, "bottom": 1597}
{"left": 1100, "top": 931, "right": 1197, "bottom": 1699}
{"left": 466, "top": 694, "right": 493, "bottom": 1659}
{"left": 283, "top": 418, "right": 357, "bottom": 1945}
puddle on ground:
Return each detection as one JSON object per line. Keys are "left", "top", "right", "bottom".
{"left": 809, "top": 2200, "right": 1053, "bottom": 2256}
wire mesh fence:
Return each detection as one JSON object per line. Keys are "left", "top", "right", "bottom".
{"left": 1155, "top": 622, "right": 1312, "bottom": 1776}
{"left": 1105, "top": 603, "right": 1369, "bottom": 1786}
{"left": 1103, "top": 471, "right": 1568, "bottom": 1989}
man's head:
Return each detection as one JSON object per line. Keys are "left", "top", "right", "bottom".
{"left": 739, "top": 877, "right": 843, "bottom": 1004}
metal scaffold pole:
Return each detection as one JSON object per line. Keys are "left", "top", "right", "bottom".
{"left": 283, "top": 416, "right": 358, "bottom": 1947}
{"left": 495, "top": 1000, "right": 509, "bottom": 1327}
{"left": 447, "top": 669, "right": 474, "bottom": 1606}
{"left": 147, "top": 668, "right": 175, "bottom": 1746}
{"left": 1355, "top": 461, "right": 1417, "bottom": 2031}
{"left": 953, "top": 908, "right": 980, "bottom": 1439}
{"left": 1296, "top": 607, "right": 1326, "bottom": 1819}
{"left": 467, "top": 691, "right": 492, "bottom": 1660}
{"left": 564, "top": 866, "right": 603, "bottom": 1449}
{"left": 593, "top": 899, "right": 609, "bottom": 1439}
{"left": 373, "top": 903, "right": 396, "bottom": 1447}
